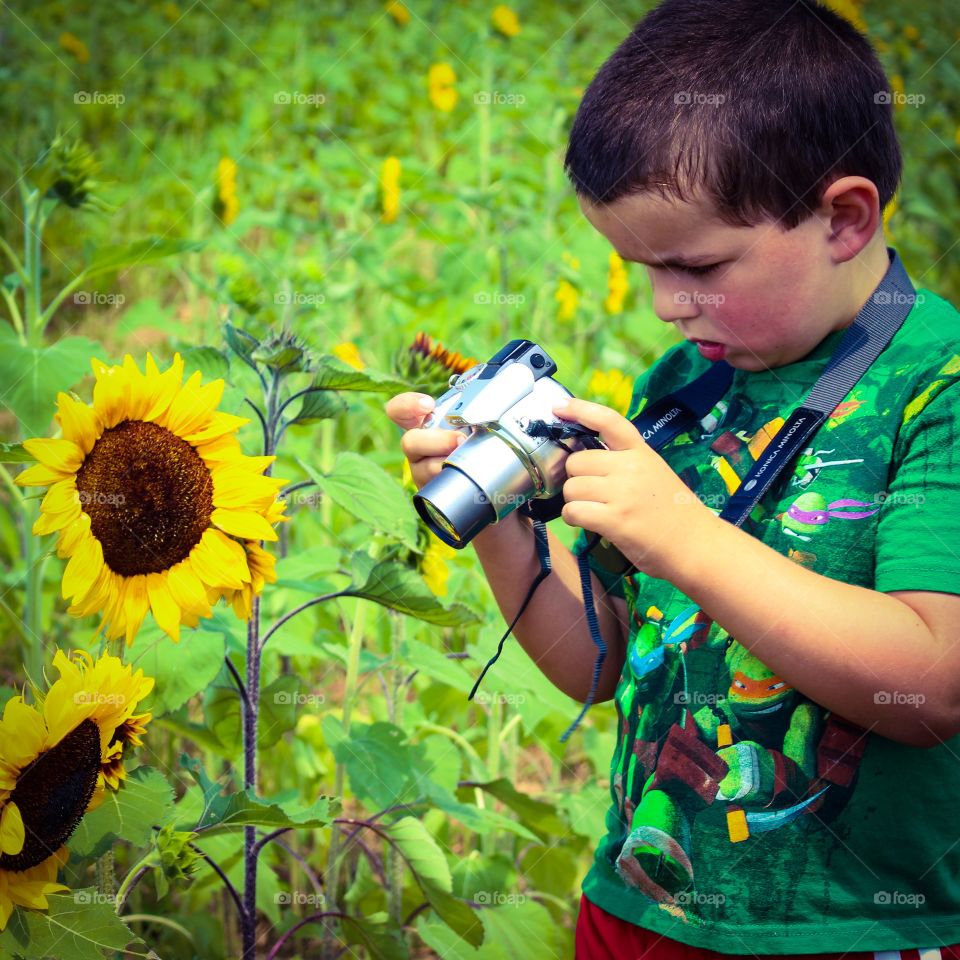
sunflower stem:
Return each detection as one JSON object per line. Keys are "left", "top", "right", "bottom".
{"left": 242, "top": 593, "right": 262, "bottom": 960}
{"left": 322, "top": 598, "right": 366, "bottom": 950}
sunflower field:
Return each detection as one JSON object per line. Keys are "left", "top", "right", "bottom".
{"left": 0, "top": 1, "right": 956, "bottom": 958}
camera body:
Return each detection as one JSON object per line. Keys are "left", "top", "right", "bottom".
{"left": 413, "top": 339, "right": 595, "bottom": 548}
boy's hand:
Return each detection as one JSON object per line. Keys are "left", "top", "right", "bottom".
{"left": 552, "top": 398, "right": 715, "bottom": 580}
{"left": 384, "top": 392, "right": 466, "bottom": 491}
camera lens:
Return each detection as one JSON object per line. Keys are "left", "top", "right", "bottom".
{"left": 419, "top": 499, "right": 462, "bottom": 544}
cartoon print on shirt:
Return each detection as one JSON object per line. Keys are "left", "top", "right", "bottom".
{"left": 778, "top": 492, "right": 880, "bottom": 541}
{"left": 611, "top": 624, "right": 869, "bottom": 918}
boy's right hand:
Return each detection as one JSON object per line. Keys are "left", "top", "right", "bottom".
{"left": 384, "top": 392, "right": 466, "bottom": 491}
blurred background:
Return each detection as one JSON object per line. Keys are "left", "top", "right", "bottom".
{"left": 0, "top": 1, "right": 957, "bottom": 958}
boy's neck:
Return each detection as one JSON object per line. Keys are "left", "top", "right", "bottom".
{"left": 832, "top": 236, "right": 895, "bottom": 336}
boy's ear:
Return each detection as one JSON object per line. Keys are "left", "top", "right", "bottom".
{"left": 817, "top": 175, "right": 882, "bottom": 264}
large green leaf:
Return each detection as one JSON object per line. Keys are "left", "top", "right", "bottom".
{"left": 202, "top": 673, "right": 303, "bottom": 751}
{"left": 383, "top": 816, "right": 452, "bottom": 893}
{"left": 343, "top": 552, "right": 480, "bottom": 627}
{"left": 69, "top": 766, "right": 176, "bottom": 859}
{"left": 300, "top": 452, "right": 419, "bottom": 549}
{"left": 128, "top": 623, "right": 227, "bottom": 716}
{"left": 0, "top": 892, "right": 149, "bottom": 960}
{"left": 308, "top": 353, "right": 411, "bottom": 394}
{"left": 180, "top": 753, "right": 336, "bottom": 836}
{"left": 0, "top": 442, "right": 31, "bottom": 462}
{"left": 456, "top": 778, "right": 568, "bottom": 842}
{"left": 83, "top": 237, "right": 202, "bottom": 279}
{"left": 0, "top": 330, "right": 98, "bottom": 437}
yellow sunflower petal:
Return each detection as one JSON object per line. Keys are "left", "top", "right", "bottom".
{"left": 0, "top": 802, "right": 24, "bottom": 856}
{"left": 211, "top": 508, "right": 279, "bottom": 542}
{"left": 194, "top": 433, "right": 244, "bottom": 462}
{"left": 90, "top": 356, "right": 130, "bottom": 429}
{"left": 146, "top": 572, "right": 181, "bottom": 643}
{"left": 14, "top": 462, "right": 70, "bottom": 488}
{"left": 189, "top": 528, "right": 250, "bottom": 589}
{"left": 162, "top": 372, "right": 226, "bottom": 437}
{"left": 183, "top": 412, "right": 250, "bottom": 445}
{"left": 9, "top": 878, "right": 70, "bottom": 910}
{"left": 56, "top": 511, "right": 92, "bottom": 559}
{"left": 1, "top": 697, "right": 48, "bottom": 767}
{"left": 40, "top": 478, "right": 81, "bottom": 516}
{"left": 122, "top": 575, "right": 150, "bottom": 647}
{"left": 22, "top": 438, "right": 84, "bottom": 473}
{"left": 55, "top": 391, "right": 101, "bottom": 454}
{"left": 166, "top": 559, "right": 213, "bottom": 618}
{"left": 62, "top": 531, "right": 105, "bottom": 601}
{"left": 142, "top": 352, "right": 185, "bottom": 422}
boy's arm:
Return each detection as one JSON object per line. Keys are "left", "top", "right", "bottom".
{"left": 471, "top": 510, "right": 628, "bottom": 704}
{"left": 553, "top": 395, "right": 960, "bottom": 749}
{"left": 666, "top": 517, "right": 960, "bottom": 748}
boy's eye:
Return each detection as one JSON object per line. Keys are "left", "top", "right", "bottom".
{"left": 682, "top": 263, "right": 721, "bottom": 277}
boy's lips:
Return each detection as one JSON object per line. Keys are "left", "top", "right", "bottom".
{"left": 690, "top": 339, "right": 727, "bottom": 361}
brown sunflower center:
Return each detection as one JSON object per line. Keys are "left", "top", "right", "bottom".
{"left": 75, "top": 419, "right": 214, "bottom": 576}
{"left": 0, "top": 719, "right": 100, "bottom": 872}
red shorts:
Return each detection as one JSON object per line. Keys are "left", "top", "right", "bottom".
{"left": 576, "top": 894, "right": 960, "bottom": 959}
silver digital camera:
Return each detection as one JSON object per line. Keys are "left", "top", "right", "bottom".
{"left": 413, "top": 339, "right": 597, "bottom": 548}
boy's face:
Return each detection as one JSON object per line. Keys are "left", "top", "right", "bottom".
{"left": 579, "top": 189, "right": 877, "bottom": 372}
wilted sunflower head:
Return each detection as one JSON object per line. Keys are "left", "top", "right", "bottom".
{"left": 394, "top": 332, "right": 477, "bottom": 396}
{"left": 15, "top": 353, "right": 288, "bottom": 645}
{"left": 0, "top": 648, "right": 153, "bottom": 930}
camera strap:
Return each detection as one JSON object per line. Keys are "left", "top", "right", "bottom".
{"left": 469, "top": 248, "right": 915, "bottom": 741}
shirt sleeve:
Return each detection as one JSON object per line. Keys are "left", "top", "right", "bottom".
{"left": 874, "top": 377, "right": 960, "bottom": 594}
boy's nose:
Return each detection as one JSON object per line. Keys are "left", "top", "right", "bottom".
{"left": 650, "top": 273, "right": 701, "bottom": 323}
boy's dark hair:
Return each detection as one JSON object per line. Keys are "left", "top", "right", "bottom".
{"left": 564, "top": 0, "right": 902, "bottom": 229}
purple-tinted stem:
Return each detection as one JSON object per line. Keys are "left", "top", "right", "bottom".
{"left": 241, "top": 594, "right": 262, "bottom": 960}
{"left": 265, "top": 911, "right": 355, "bottom": 960}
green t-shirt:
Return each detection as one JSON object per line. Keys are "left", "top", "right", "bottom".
{"left": 573, "top": 277, "right": 960, "bottom": 954}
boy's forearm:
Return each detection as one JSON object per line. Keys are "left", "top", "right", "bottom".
{"left": 662, "top": 512, "right": 958, "bottom": 747}
{"left": 471, "top": 512, "right": 626, "bottom": 703}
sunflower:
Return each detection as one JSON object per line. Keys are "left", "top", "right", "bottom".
{"left": 15, "top": 353, "right": 288, "bottom": 645}
{"left": 0, "top": 649, "right": 153, "bottom": 930}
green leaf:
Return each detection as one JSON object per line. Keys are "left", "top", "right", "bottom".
{"left": 83, "top": 237, "right": 202, "bottom": 279}
{"left": 180, "top": 754, "right": 336, "bottom": 836}
{"left": 289, "top": 386, "right": 348, "bottom": 424}
{"left": 69, "top": 767, "right": 175, "bottom": 859}
{"left": 342, "top": 552, "right": 480, "bottom": 627}
{"left": 178, "top": 344, "right": 230, "bottom": 382}
{"left": 339, "top": 912, "right": 409, "bottom": 960}
{"left": 128, "top": 622, "right": 227, "bottom": 716}
{"left": 383, "top": 816, "right": 452, "bottom": 893}
{"left": 0, "top": 891, "right": 150, "bottom": 960}
{"left": 0, "top": 442, "right": 31, "bottom": 462}
{"left": 309, "top": 353, "right": 412, "bottom": 394}
{"left": 222, "top": 321, "right": 259, "bottom": 365}
{"left": 300, "top": 452, "right": 418, "bottom": 549}
{"left": 457, "top": 779, "right": 568, "bottom": 842}
{"left": 0, "top": 330, "right": 98, "bottom": 437}
{"left": 202, "top": 673, "right": 303, "bottom": 751}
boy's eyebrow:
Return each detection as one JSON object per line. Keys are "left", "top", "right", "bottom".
{"left": 618, "top": 252, "right": 719, "bottom": 268}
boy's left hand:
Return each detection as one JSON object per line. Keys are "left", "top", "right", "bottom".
{"left": 552, "top": 398, "right": 716, "bottom": 580}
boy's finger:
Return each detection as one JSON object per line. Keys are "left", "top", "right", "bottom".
{"left": 401, "top": 427, "right": 466, "bottom": 461}
{"left": 385, "top": 392, "right": 436, "bottom": 430}
{"left": 553, "top": 398, "right": 642, "bottom": 452}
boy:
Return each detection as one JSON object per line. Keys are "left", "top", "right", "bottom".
{"left": 387, "top": 1, "right": 960, "bottom": 956}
